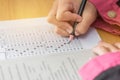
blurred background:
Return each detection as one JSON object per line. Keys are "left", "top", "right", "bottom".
{"left": 0, "top": 0, "right": 53, "bottom": 20}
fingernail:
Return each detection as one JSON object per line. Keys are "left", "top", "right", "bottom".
{"left": 76, "top": 17, "right": 82, "bottom": 22}
{"left": 75, "top": 31, "right": 80, "bottom": 36}
{"left": 66, "top": 29, "right": 72, "bottom": 34}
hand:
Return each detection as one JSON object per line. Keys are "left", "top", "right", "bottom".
{"left": 92, "top": 41, "right": 120, "bottom": 56}
{"left": 47, "top": 0, "right": 97, "bottom": 37}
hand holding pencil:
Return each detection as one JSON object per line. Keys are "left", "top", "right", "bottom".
{"left": 68, "top": 0, "right": 87, "bottom": 43}
{"left": 48, "top": 0, "right": 97, "bottom": 37}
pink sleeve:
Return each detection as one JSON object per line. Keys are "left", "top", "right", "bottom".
{"left": 79, "top": 51, "right": 120, "bottom": 80}
{"left": 89, "top": 0, "right": 120, "bottom": 25}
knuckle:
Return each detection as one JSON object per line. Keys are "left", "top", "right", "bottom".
{"left": 56, "top": 14, "right": 64, "bottom": 21}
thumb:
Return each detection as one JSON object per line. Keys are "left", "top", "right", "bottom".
{"left": 75, "top": 22, "right": 90, "bottom": 36}
{"left": 74, "top": 12, "right": 96, "bottom": 36}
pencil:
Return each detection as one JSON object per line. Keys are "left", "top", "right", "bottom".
{"left": 68, "top": 0, "right": 87, "bottom": 44}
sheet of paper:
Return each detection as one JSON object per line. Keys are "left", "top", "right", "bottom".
{"left": 0, "top": 49, "right": 93, "bottom": 80}
{"left": 0, "top": 17, "right": 100, "bottom": 59}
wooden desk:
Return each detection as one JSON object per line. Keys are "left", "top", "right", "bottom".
{"left": 0, "top": 0, "right": 120, "bottom": 43}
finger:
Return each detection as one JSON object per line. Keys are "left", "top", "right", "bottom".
{"left": 56, "top": 22, "right": 73, "bottom": 34}
{"left": 98, "top": 41, "right": 119, "bottom": 52}
{"left": 48, "top": 17, "right": 73, "bottom": 34}
{"left": 56, "top": 0, "right": 82, "bottom": 22}
{"left": 47, "top": 0, "right": 73, "bottom": 34}
{"left": 92, "top": 46, "right": 110, "bottom": 56}
{"left": 114, "top": 42, "right": 120, "bottom": 49}
{"left": 57, "top": 11, "right": 82, "bottom": 22}
{"left": 75, "top": 20, "right": 90, "bottom": 36}
{"left": 55, "top": 27, "right": 70, "bottom": 37}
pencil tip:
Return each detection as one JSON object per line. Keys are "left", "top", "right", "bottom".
{"left": 68, "top": 35, "right": 74, "bottom": 44}
{"left": 67, "top": 40, "right": 71, "bottom": 44}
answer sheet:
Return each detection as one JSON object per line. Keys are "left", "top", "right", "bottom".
{"left": 0, "top": 17, "right": 100, "bottom": 59}
{"left": 0, "top": 50, "right": 93, "bottom": 80}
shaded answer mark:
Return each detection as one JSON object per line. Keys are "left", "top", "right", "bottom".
{"left": 20, "top": 52, "right": 23, "bottom": 55}
{"left": 15, "top": 50, "right": 18, "bottom": 52}
{"left": 23, "top": 51, "right": 26, "bottom": 52}
{"left": 26, "top": 48, "right": 29, "bottom": 51}
{"left": 34, "top": 48, "right": 36, "bottom": 50}
{"left": 31, "top": 51, "right": 34, "bottom": 53}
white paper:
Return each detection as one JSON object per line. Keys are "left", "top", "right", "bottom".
{"left": 0, "top": 17, "right": 101, "bottom": 59}
{"left": 0, "top": 49, "right": 94, "bottom": 80}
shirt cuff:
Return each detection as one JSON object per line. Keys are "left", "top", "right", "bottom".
{"left": 88, "top": 0, "right": 120, "bottom": 26}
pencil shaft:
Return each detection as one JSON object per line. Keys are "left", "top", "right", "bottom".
{"left": 71, "top": 0, "right": 87, "bottom": 36}
{"left": 78, "top": 0, "right": 87, "bottom": 16}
